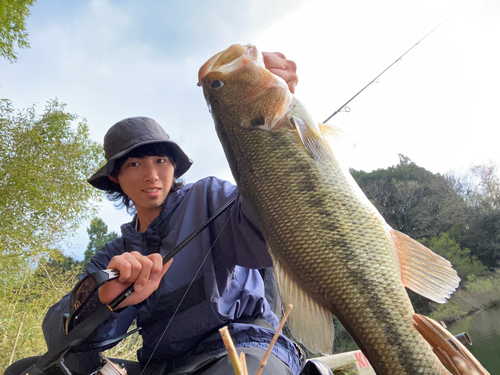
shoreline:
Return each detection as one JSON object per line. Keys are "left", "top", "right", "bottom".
{"left": 429, "top": 275, "right": 500, "bottom": 324}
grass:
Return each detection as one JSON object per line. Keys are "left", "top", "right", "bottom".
{"left": 0, "top": 267, "right": 144, "bottom": 373}
{"left": 0, "top": 265, "right": 81, "bottom": 373}
{"left": 2, "top": 262, "right": 500, "bottom": 374}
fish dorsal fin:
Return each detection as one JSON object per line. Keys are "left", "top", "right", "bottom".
{"left": 291, "top": 116, "right": 331, "bottom": 161}
{"left": 318, "top": 122, "right": 356, "bottom": 154}
{"left": 391, "top": 230, "right": 460, "bottom": 303}
{"left": 270, "top": 250, "right": 334, "bottom": 354}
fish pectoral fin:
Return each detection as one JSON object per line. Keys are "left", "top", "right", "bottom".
{"left": 413, "top": 314, "right": 489, "bottom": 375}
{"left": 291, "top": 116, "right": 331, "bottom": 161}
{"left": 271, "top": 252, "right": 334, "bottom": 354}
{"left": 392, "top": 230, "right": 461, "bottom": 303}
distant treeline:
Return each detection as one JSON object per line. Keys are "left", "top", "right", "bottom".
{"left": 333, "top": 155, "right": 500, "bottom": 352}
{"left": 352, "top": 154, "right": 500, "bottom": 313}
{"left": 1, "top": 98, "right": 499, "bottom": 368}
{"left": 351, "top": 154, "right": 499, "bottom": 270}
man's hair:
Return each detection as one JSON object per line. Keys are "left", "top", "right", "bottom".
{"left": 106, "top": 143, "right": 185, "bottom": 213}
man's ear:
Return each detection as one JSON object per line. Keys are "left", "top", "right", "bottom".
{"left": 108, "top": 175, "right": 119, "bottom": 184}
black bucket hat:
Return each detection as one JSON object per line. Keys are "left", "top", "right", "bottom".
{"left": 88, "top": 117, "right": 193, "bottom": 191}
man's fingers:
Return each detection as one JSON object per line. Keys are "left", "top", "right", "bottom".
{"left": 100, "top": 252, "right": 173, "bottom": 308}
{"left": 133, "top": 253, "right": 155, "bottom": 292}
{"left": 148, "top": 253, "right": 164, "bottom": 278}
{"left": 268, "top": 68, "right": 299, "bottom": 91}
{"left": 262, "top": 51, "right": 287, "bottom": 68}
{"left": 108, "top": 253, "right": 140, "bottom": 283}
{"left": 262, "top": 52, "right": 298, "bottom": 93}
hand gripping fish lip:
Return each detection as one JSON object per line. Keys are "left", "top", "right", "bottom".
{"left": 198, "top": 44, "right": 293, "bottom": 131}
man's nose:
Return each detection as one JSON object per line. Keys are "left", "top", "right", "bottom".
{"left": 144, "top": 162, "right": 159, "bottom": 181}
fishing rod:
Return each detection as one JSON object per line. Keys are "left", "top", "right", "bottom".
{"left": 323, "top": 19, "right": 447, "bottom": 123}
{"left": 22, "top": 195, "right": 238, "bottom": 375}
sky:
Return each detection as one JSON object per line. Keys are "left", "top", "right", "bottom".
{"left": 1, "top": 0, "right": 499, "bottom": 260}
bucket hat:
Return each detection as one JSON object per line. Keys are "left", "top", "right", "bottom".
{"left": 88, "top": 117, "right": 193, "bottom": 191}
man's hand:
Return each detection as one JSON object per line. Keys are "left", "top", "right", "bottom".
{"left": 262, "top": 52, "right": 298, "bottom": 93}
{"left": 99, "top": 252, "right": 172, "bottom": 310}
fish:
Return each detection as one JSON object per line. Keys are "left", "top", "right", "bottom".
{"left": 197, "top": 44, "right": 482, "bottom": 374}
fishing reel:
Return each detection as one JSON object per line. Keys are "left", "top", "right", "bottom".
{"left": 91, "top": 355, "right": 127, "bottom": 375}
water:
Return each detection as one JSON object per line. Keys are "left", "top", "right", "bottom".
{"left": 448, "top": 305, "right": 500, "bottom": 374}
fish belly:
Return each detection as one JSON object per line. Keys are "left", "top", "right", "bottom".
{"left": 218, "top": 124, "right": 447, "bottom": 374}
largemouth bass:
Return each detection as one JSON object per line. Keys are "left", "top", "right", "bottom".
{"left": 198, "top": 44, "right": 465, "bottom": 374}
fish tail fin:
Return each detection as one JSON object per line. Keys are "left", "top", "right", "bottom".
{"left": 391, "top": 230, "right": 460, "bottom": 303}
{"left": 413, "top": 314, "right": 490, "bottom": 375}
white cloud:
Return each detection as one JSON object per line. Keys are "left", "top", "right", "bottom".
{"left": 2, "top": 0, "right": 498, "bottom": 259}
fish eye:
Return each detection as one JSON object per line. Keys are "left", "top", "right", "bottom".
{"left": 211, "top": 80, "right": 224, "bottom": 89}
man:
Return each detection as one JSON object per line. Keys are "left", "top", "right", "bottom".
{"left": 5, "top": 53, "right": 306, "bottom": 375}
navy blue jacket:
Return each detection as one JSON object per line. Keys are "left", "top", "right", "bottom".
{"left": 43, "top": 177, "right": 302, "bottom": 374}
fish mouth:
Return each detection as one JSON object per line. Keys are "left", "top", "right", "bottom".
{"left": 197, "top": 44, "right": 263, "bottom": 85}
{"left": 198, "top": 44, "right": 294, "bottom": 130}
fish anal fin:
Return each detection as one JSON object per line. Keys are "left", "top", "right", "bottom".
{"left": 391, "top": 230, "right": 460, "bottom": 303}
{"left": 413, "top": 314, "right": 489, "bottom": 375}
{"left": 291, "top": 116, "right": 331, "bottom": 161}
{"left": 271, "top": 251, "right": 334, "bottom": 354}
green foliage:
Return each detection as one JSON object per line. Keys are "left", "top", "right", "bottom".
{"left": 460, "top": 210, "right": 500, "bottom": 268}
{"left": 420, "top": 233, "right": 488, "bottom": 281}
{"left": 0, "top": 99, "right": 105, "bottom": 371}
{"left": 333, "top": 316, "right": 359, "bottom": 353}
{"left": 351, "top": 154, "right": 464, "bottom": 239}
{"left": 410, "top": 233, "right": 488, "bottom": 314}
{"left": 332, "top": 364, "right": 359, "bottom": 375}
{"left": 352, "top": 155, "right": 500, "bottom": 268}
{"left": 465, "top": 275, "right": 493, "bottom": 294}
{"left": 446, "top": 162, "right": 500, "bottom": 268}
{"left": 429, "top": 303, "right": 467, "bottom": 323}
{"left": 0, "top": 0, "right": 36, "bottom": 62}
{"left": 429, "top": 274, "right": 500, "bottom": 323}
{"left": 83, "top": 217, "right": 119, "bottom": 265}
{"left": 102, "top": 322, "right": 142, "bottom": 361}
{"left": 0, "top": 99, "right": 104, "bottom": 285}
{"left": 0, "top": 251, "right": 82, "bottom": 372}
{"left": 406, "top": 289, "right": 433, "bottom": 315}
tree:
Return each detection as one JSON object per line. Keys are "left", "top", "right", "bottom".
{"left": 0, "top": 99, "right": 104, "bottom": 286}
{"left": 446, "top": 162, "right": 500, "bottom": 268}
{"left": 83, "top": 217, "right": 119, "bottom": 265}
{"left": 459, "top": 209, "right": 500, "bottom": 268}
{"left": 447, "top": 162, "right": 500, "bottom": 210}
{"left": 471, "top": 163, "right": 500, "bottom": 209}
{"left": 352, "top": 156, "right": 500, "bottom": 268}
{"left": 351, "top": 154, "right": 465, "bottom": 239}
{"left": 420, "top": 233, "right": 488, "bottom": 281}
{"left": 0, "top": 0, "right": 36, "bottom": 63}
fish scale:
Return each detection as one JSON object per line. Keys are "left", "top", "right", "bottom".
{"left": 219, "top": 126, "right": 444, "bottom": 374}
{"left": 198, "top": 44, "right": 456, "bottom": 374}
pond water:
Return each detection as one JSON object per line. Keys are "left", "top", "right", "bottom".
{"left": 447, "top": 305, "right": 500, "bottom": 374}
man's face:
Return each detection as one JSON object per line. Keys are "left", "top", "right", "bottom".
{"left": 110, "top": 155, "right": 175, "bottom": 220}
